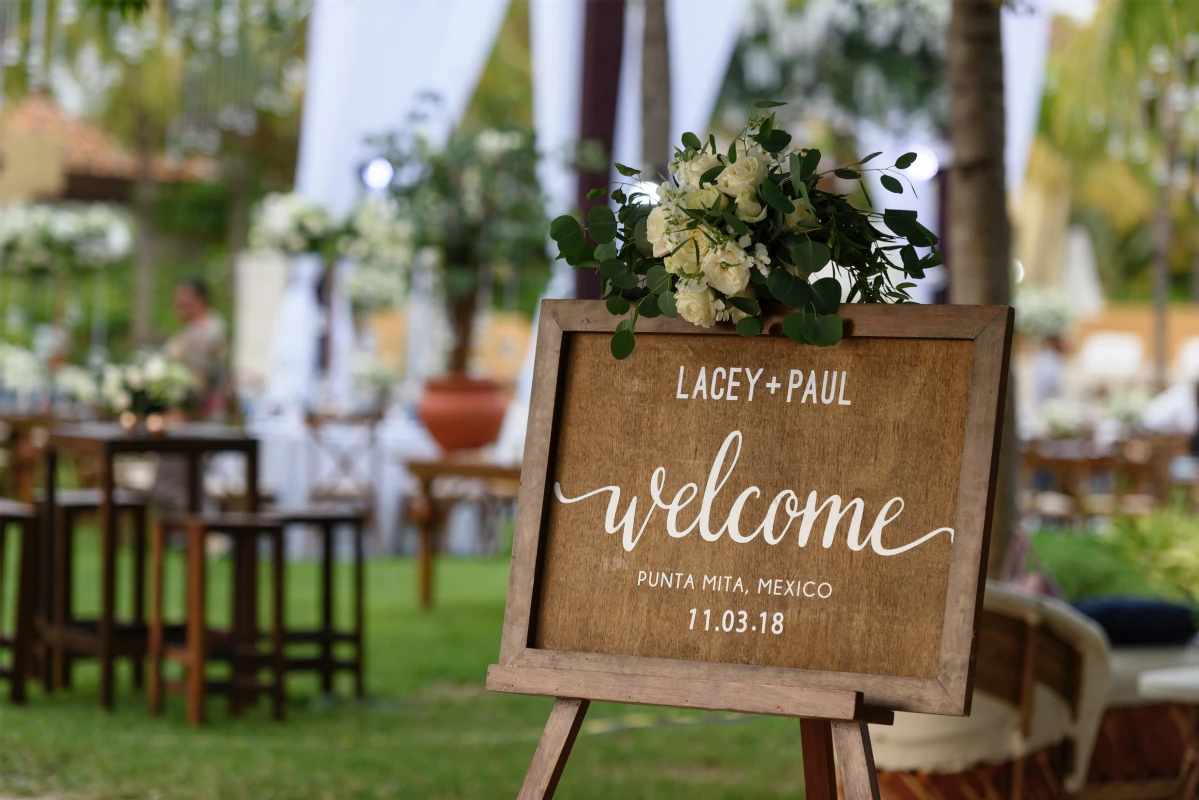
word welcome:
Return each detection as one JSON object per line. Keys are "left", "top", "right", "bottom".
{"left": 554, "top": 430, "right": 954, "bottom": 556}
{"left": 675, "top": 366, "right": 852, "bottom": 405}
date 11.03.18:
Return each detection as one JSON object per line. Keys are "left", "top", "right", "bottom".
{"left": 689, "top": 608, "right": 784, "bottom": 635}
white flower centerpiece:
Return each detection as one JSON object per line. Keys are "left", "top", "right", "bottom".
{"left": 549, "top": 102, "right": 941, "bottom": 358}
{"left": 340, "top": 196, "right": 415, "bottom": 311}
{"left": 0, "top": 202, "right": 132, "bottom": 273}
{"left": 249, "top": 192, "right": 342, "bottom": 257}
{"left": 102, "top": 354, "right": 197, "bottom": 434}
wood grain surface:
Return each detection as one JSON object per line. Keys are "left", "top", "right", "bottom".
{"left": 535, "top": 331, "right": 972, "bottom": 679}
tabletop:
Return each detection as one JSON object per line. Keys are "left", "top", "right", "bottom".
{"left": 407, "top": 456, "right": 521, "bottom": 484}
{"left": 48, "top": 422, "right": 258, "bottom": 453}
{"left": 1138, "top": 666, "right": 1199, "bottom": 702}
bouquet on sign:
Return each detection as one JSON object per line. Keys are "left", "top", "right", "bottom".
{"left": 101, "top": 354, "right": 197, "bottom": 418}
{"left": 249, "top": 192, "right": 343, "bottom": 256}
{"left": 549, "top": 102, "right": 941, "bottom": 358}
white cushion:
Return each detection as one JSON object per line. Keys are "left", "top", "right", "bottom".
{"left": 1107, "top": 646, "right": 1199, "bottom": 706}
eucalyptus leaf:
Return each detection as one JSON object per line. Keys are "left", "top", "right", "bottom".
{"left": 682, "top": 131, "right": 703, "bottom": 151}
{"left": 646, "top": 264, "right": 671, "bottom": 294}
{"left": 736, "top": 317, "right": 763, "bottom": 337}
{"left": 727, "top": 139, "right": 737, "bottom": 162}
{"left": 594, "top": 240, "right": 618, "bottom": 261}
{"left": 658, "top": 291, "right": 678, "bottom": 317}
{"left": 699, "top": 165, "right": 724, "bottom": 187}
{"left": 800, "top": 149, "right": 821, "bottom": 177}
{"left": 587, "top": 205, "right": 617, "bottom": 244}
{"left": 768, "top": 268, "right": 814, "bottom": 309}
{"left": 834, "top": 169, "right": 859, "bottom": 180}
{"left": 789, "top": 239, "right": 831, "bottom": 274}
{"left": 760, "top": 178, "right": 796, "bottom": 214}
{"left": 811, "top": 277, "right": 841, "bottom": 315}
{"left": 639, "top": 299, "right": 662, "bottom": 318}
{"left": 611, "top": 187, "right": 627, "bottom": 203}
{"left": 615, "top": 162, "right": 640, "bottom": 177}
{"left": 802, "top": 313, "right": 843, "bottom": 347}
{"left": 633, "top": 217, "right": 653, "bottom": 257}
{"left": 728, "top": 296, "right": 762, "bottom": 316}
{"left": 600, "top": 258, "right": 638, "bottom": 290}
{"left": 880, "top": 174, "right": 903, "bottom": 194}
{"left": 722, "top": 210, "right": 749, "bottom": 236}
{"left": 587, "top": 187, "right": 607, "bottom": 200}
{"left": 606, "top": 295, "right": 630, "bottom": 315}
{"left": 782, "top": 312, "right": 806, "bottom": 344}
{"left": 610, "top": 327, "right": 635, "bottom": 359}
{"left": 858, "top": 152, "right": 882, "bottom": 164}
{"left": 895, "top": 152, "right": 917, "bottom": 170}
{"left": 755, "top": 129, "right": 792, "bottom": 154}
{"left": 753, "top": 99, "right": 786, "bottom": 108}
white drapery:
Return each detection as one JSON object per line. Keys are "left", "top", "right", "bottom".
{"left": 265, "top": 0, "right": 510, "bottom": 412}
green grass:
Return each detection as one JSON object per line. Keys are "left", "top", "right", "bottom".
{"left": 0, "top": 538, "right": 810, "bottom": 799}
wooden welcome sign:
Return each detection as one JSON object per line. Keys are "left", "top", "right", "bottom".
{"left": 488, "top": 299, "right": 1013, "bottom": 799}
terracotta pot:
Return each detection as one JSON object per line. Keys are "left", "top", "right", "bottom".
{"left": 417, "top": 374, "right": 507, "bottom": 451}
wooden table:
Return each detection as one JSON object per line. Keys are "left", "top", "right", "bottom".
{"left": 40, "top": 422, "right": 260, "bottom": 710}
{"left": 407, "top": 457, "right": 520, "bottom": 609}
{"left": 0, "top": 412, "right": 70, "bottom": 503}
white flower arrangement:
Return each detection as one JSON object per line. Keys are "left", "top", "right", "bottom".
{"left": 249, "top": 192, "right": 342, "bottom": 255}
{"left": 1015, "top": 286, "right": 1075, "bottom": 339}
{"left": 344, "top": 265, "right": 401, "bottom": 310}
{"left": 1038, "top": 397, "right": 1089, "bottom": 439}
{"left": 0, "top": 343, "right": 46, "bottom": 395}
{"left": 351, "top": 352, "right": 397, "bottom": 393}
{"left": 101, "top": 354, "right": 197, "bottom": 415}
{"left": 340, "top": 196, "right": 415, "bottom": 271}
{"left": 0, "top": 203, "right": 132, "bottom": 272}
{"left": 55, "top": 365, "right": 100, "bottom": 405}
{"left": 1104, "top": 386, "right": 1153, "bottom": 431}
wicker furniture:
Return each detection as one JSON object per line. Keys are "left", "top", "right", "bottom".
{"left": 148, "top": 513, "right": 285, "bottom": 726}
{"left": 0, "top": 499, "right": 37, "bottom": 704}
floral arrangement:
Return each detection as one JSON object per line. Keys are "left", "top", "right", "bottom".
{"left": 0, "top": 203, "right": 133, "bottom": 273}
{"left": 0, "top": 343, "right": 45, "bottom": 395}
{"left": 101, "top": 354, "right": 196, "bottom": 416}
{"left": 1015, "top": 286, "right": 1075, "bottom": 339}
{"left": 340, "top": 197, "right": 414, "bottom": 310}
{"left": 1037, "top": 397, "right": 1089, "bottom": 439}
{"left": 1104, "top": 386, "right": 1153, "bottom": 431}
{"left": 375, "top": 124, "right": 549, "bottom": 373}
{"left": 249, "top": 192, "right": 342, "bottom": 256}
{"left": 549, "top": 102, "right": 939, "bottom": 358}
{"left": 55, "top": 365, "right": 100, "bottom": 405}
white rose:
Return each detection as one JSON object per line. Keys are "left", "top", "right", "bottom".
{"left": 673, "top": 152, "right": 721, "bottom": 188}
{"left": 675, "top": 285, "right": 718, "bottom": 328}
{"left": 646, "top": 206, "right": 672, "bottom": 257}
{"left": 701, "top": 240, "right": 752, "bottom": 295}
{"left": 664, "top": 231, "right": 710, "bottom": 275}
{"left": 682, "top": 186, "right": 727, "bottom": 213}
{"left": 733, "top": 189, "right": 767, "bottom": 223}
{"left": 716, "top": 155, "right": 769, "bottom": 198}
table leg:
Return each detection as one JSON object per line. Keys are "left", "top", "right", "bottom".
{"left": 417, "top": 479, "right": 435, "bottom": 610}
{"left": 38, "top": 446, "right": 57, "bottom": 690}
{"left": 131, "top": 506, "right": 148, "bottom": 690}
{"left": 98, "top": 456, "right": 117, "bottom": 711}
{"left": 320, "top": 522, "right": 334, "bottom": 695}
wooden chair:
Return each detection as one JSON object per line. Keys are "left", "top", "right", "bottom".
{"left": 148, "top": 513, "right": 286, "bottom": 726}
{"left": 34, "top": 488, "right": 149, "bottom": 693}
{"left": 304, "top": 414, "right": 379, "bottom": 549}
{"left": 265, "top": 508, "right": 367, "bottom": 698}
{"left": 0, "top": 499, "right": 37, "bottom": 704}
{"left": 869, "top": 583, "right": 1111, "bottom": 800}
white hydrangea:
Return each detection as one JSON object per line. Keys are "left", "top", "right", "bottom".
{"left": 250, "top": 192, "right": 341, "bottom": 255}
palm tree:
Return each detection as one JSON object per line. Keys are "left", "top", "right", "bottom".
{"left": 948, "top": 0, "right": 1014, "bottom": 575}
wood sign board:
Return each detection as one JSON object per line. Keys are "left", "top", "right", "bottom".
{"left": 489, "top": 300, "right": 1012, "bottom": 720}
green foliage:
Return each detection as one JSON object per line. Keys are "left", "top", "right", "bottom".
{"left": 1103, "top": 512, "right": 1199, "bottom": 606}
{"left": 549, "top": 106, "right": 937, "bottom": 359}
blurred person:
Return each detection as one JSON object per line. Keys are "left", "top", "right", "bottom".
{"left": 1032, "top": 335, "right": 1067, "bottom": 410}
{"left": 164, "top": 279, "right": 228, "bottom": 421}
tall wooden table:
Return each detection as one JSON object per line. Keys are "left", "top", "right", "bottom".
{"left": 1, "top": 412, "right": 64, "bottom": 503}
{"left": 407, "top": 457, "right": 520, "bottom": 609}
{"left": 40, "top": 422, "right": 260, "bottom": 710}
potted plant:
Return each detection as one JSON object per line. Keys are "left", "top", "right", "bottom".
{"left": 376, "top": 125, "right": 549, "bottom": 449}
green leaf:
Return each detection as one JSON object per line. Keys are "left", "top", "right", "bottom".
{"left": 633, "top": 217, "right": 653, "bottom": 257}
{"left": 611, "top": 187, "right": 627, "bottom": 203}
{"left": 768, "top": 268, "right": 814, "bottom": 309}
{"left": 736, "top": 316, "right": 763, "bottom": 337}
{"left": 800, "top": 149, "right": 821, "bottom": 177}
{"left": 859, "top": 152, "right": 882, "bottom": 164}
{"left": 658, "top": 291, "right": 678, "bottom": 317}
{"left": 802, "top": 313, "right": 843, "bottom": 347}
{"left": 782, "top": 312, "right": 806, "bottom": 344}
{"left": 834, "top": 169, "right": 859, "bottom": 180}
{"left": 728, "top": 296, "right": 762, "bottom": 316}
{"left": 789, "top": 152, "right": 803, "bottom": 183}
{"left": 549, "top": 214, "right": 580, "bottom": 241}
{"left": 924, "top": 250, "right": 944, "bottom": 268}
{"left": 699, "top": 165, "right": 724, "bottom": 187}
{"left": 755, "top": 129, "right": 792, "bottom": 154}
{"left": 682, "top": 132, "right": 703, "bottom": 151}
{"left": 811, "top": 277, "right": 841, "bottom": 315}
{"left": 594, "top": 240, "right": 618, "bottom": 261}
{"left": 899, "top": 245, "right": 920, "bottom": 273}
{"left": 606, "top": 295, "right": 630, "bottom": 315}
{"left": 646, "top": 264, "right": 671, "bottom": 294}
{"left": 727, "top": 139, "right": 737, "bottom": 163}
{"left": 610, "top": 326, "right": 635, "bottom": 359}
{"left": 615, "top": 162, "right": 641, "bottom": 177}
{"left": 753, "top": 100, "right": 786, "bottom": 108}
{"left": 895, "top": 152, "right": 918, "bottom": 170}
{"left": 880, "top": 175, "right": 903, "bottom": 194}
{"left": 789, "top": 239, "right": 831, "bottom": 274}
{"left": 723, "top": 210, "right": 749, "bottom": 236}
{"left": 588, "top": 205, "right": 618, "bottom": 244}
{"left": 760, "top": 178, "right": 796, "bottom": 214}
{"left": 600, "top": 259, "right": 638, "bottom": 290}
{"left": 883, "top": 209, "right": 937, "bottom": 246}
{"left": 550, "top": 215, "right": 589, "bottom": 264}
{"left": 639, "top": 299, "right": 662, "bottom": 318}
{"left": 587, "top": 187, "right": 608, "bottom": 200}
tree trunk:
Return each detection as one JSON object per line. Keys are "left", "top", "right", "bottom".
{"left": 641, "top": 0, "right": 671, "bottom": 180}
{"left": 948, "top": 0, "right": 1014, "bottom": 577}
{"left": 131, "top": 112, "right": 158, "bottom": 347}
{"left": 225, "top": 133, "right": 252, "bottom": 274}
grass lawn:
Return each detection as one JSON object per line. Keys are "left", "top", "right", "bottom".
{"left": 0, "top": 539, "right": 811, "bottom": 799}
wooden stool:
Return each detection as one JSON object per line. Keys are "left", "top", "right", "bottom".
{"left": 267, "top": 508, "right": 366, "bottom": 698}
{"left": 0, "top": 499, "right": 36, "bottom": 704}
{"left": 148, "top": 513, "right": 286, "bottom": 726}
{"left": 35, "top": 488, "right": 149, "bottom": 692}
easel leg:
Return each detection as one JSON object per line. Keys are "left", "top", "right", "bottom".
{"left": 518, "top": 697, "right": 590, "bottom": 800}
{"left": 831, "top": 721, "right": 881, "bottom": 800}
{"left": 800, "top": 718, "right": 837, "bottom": 800}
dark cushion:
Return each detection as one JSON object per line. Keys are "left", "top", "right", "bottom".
{"left": 1074, "top": 597, "right": 1197, "bottom": 647}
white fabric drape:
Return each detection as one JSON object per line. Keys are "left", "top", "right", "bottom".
{"left": 263, "top": 253, "right": 324, "bottom": 410}
{"left": 1002, "top": 0, "right": 1051, "bottom": 203}
{"left": 266, "top": 0, "right": 510, "bottom": 412}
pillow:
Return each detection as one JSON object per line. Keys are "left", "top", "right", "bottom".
{"left": 1074, "top": 597, "right": 1196, "bottom": 647}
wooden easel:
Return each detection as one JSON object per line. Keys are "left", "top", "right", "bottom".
{"left": 514, "top": 696, "right": 884, "bottom": 800}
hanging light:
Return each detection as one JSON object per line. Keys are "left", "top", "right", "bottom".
{"left": 361, "top": 157, "right": 395, "bottom": 191}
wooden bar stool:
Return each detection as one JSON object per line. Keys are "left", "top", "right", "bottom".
{"left": 0, "top": 499, "right": 37, "bottom": 704}
{"left": 148, "top": 513, "right": 286, "bottom": 726}
{"left": 35, "top": 488, "right": 149, "bottom": 692}
{"left": 267, "top": 508, "right": 367, "bottom": 698}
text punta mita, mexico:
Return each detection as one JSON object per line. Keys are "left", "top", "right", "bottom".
{"left": 554, "top": 430, "right": 954, "bottom": 556}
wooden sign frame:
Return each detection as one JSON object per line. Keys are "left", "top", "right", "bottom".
{"left": 488, "top": 299, "right": 1013, "bottom": 799}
